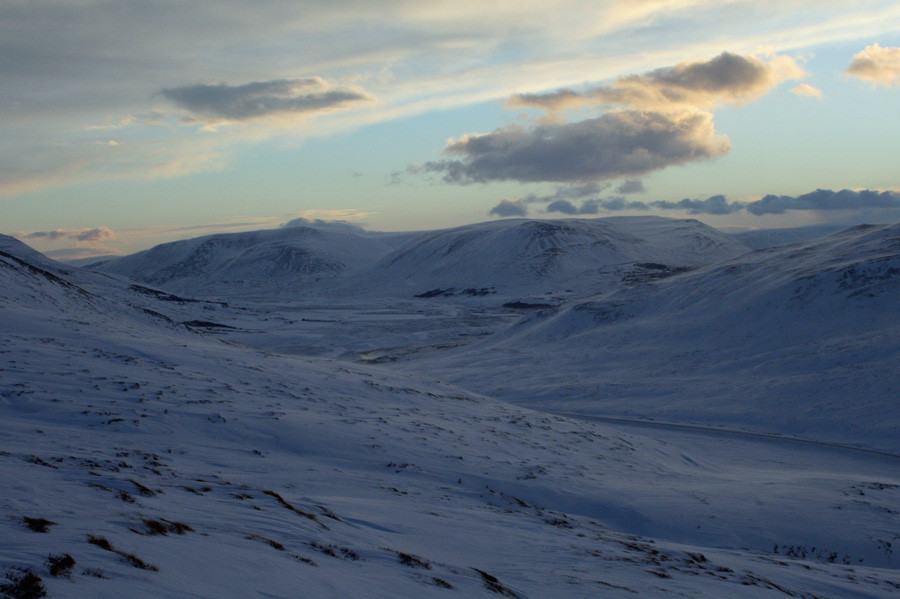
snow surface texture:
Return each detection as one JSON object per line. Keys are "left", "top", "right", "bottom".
{"left": 408, "top": 223, "right": 900, "bottom": 453}
{"left": 3, "top": 217, "right": 900, "bottom": 598}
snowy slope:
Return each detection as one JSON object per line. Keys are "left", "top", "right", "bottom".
{"left": 92, "top": 225, "right": 414, "bottom": 299}
{"left": 408, "top": 223, "right": 900, "bottom": 452}
{"left": 4, "top": 240, "right": 900, "bottom": 597}
{"left": 93, "top": 217, "right": 750, "bottom": 302}
{"left": 338, "top": 216, "right": 750, "bottom": 299}
{"left": 731, "top": 224, "right": 850, "bottom": 250}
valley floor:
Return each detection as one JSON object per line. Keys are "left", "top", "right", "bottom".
{"left": 3, "top": 291, "right": 899, "bottom": 598}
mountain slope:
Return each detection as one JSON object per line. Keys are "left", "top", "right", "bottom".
{"left": 4, "top": 237, "right": 900, "bottom": 597}
{"left": 409, "top": 223, "right": 900, "bottom": 452}
{"left": 92, "top": 225, "right": 411, "bottom": 299}
{"left": 340, "top": 216, "right": 750, "bottom": 299}
{"left": 730, "top": 223, "right": 849, "bottom": 250}
{"left": 90, "top": 217, "right": 750, "bottom": 301}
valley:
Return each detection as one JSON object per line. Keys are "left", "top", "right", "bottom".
{"left": 2, "top": 216, "right": 899, "bottom": 598}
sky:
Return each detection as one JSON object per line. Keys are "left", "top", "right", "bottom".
{"left": 2, "top": 1, "right": 900, "bottom": 259}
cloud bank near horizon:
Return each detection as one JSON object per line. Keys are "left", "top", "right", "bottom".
{"left": 22, "top": 227, "right": 115, "bottom": 243}
{"left": 489, "top": 188, "right": 900, "bottom": 218}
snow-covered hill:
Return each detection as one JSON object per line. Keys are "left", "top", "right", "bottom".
{"left": 409, "top": 223, "right": 900, "bottom": 452}
{"left": 4, "top": 237, "right": 900, "bottom": 597}
{"left": 730, "top": 223, "right": 849, "bottom": 250}
{"left": 93, "top": 217, "right": 751, "bottom": 302}
{"left": 92, "top": 224, "right": 415, "bottom": 299}
{"left": 334, "top": 216, "right": 751, "bottom": 300}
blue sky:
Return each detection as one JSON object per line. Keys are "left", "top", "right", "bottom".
{"left": 3, "top": 1, "right": 900, "bottom": 258}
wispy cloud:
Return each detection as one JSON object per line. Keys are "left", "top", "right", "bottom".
{"left": 508, "top": 52, "right": 804, "bottom": 113}
{"left": 846, "top": 43, "right": 900, "bottom": 87}
{"left": 14, "top": 210, "right": 376, "bottom": 258}
{"left": 116, "top": 210, "right": 375, "bottom": 243}
{"left": 21, "top": 227, "right": 115, "bottom": 243}
{"left": 790, "top": 83, "right": 823, "bottom": 98}
{"left": 22, "top": 230, "right": 68, "bottom": 241}
{"left": 3, "top": 1, "right": 900, "bottom": 202}
{"left": 163, "top": 78, "right": 372, "bottom": 122}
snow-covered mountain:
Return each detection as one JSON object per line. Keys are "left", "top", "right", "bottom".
{"left": 92, "top": 217, "right": 750, "bottom": 301}
{"left": 4, "top": 228, "right": 900, "bottom": 598}
{"left": 346, "top": 216, "right": 750, "bottom": 298}
{"left": 409, "top": 223, "right": 900, "bottom": 452}
{"left": 730, "top": 223, "right": 850, "bottom": 250}
{"left": 92, "top": 224, "right": 415, "bottom": 299}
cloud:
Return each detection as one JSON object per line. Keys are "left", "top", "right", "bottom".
{"left": 638, "top": 188, "right": 900, "bottom": 216}
{"left": 419, "top": 109, "right": 730, "bottom": 184}
{"left": 616, "top": 179, "right": 645, "bottom": 194}
{"left": 508, "top": 52, "right": 805, "bottom": 113}
{"left": 545, "top": 199, "right": 580, "bottom": 215}
{"left": 163, "top": 78, "right": 371, "bottom": 121}
{"left": 599, "top": 197, "right": 649, "bottom": 211}
{"left": 3, "top": 0, "right": 899, "bottom": 203}
{"left": 24, "top": 230, "right": 69, "bottom": 241}
{"left": 75, "top": 227, "right": 115, "bottom": 242}
{"left": 415, "top": 51, "right": 811, "bottom": 188}
{"left": 846, "top": 43, "right": 900, "bottom": 87}
{"left": 4, "top": 1, "right": 896, "bottom": 203}
{"left": 745, "top": 188, "right": 900, "bottom": 215}
{"left": 652, "top": 194, "right": 744, "bottom": 215}
{"left": 19, "top": 227, "right": 116, "bottom": 244}
{"left": 43, "top": 248, "right": 118, "bottom": 262}
{"left": 791, "top": 83, "right": 823, "bottom": 98}
{"left": 489, "top": 199, "right": 529, "bottom": 217}
{"left": 513, "top": 183, "right": 603, "bottom": 205}
{"left": 282, "top": 217, "right": 366, "bottom": 233}
{"left": 545, "top": 197, "right": 648, "bottom": 214}
{"left": 85, "top": 114, "right": 139, "bottom": 131}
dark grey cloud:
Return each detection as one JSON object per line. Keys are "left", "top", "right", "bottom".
{"left": 651, "top": 194, "right": 744, "bottom": 215}
{"left": 496, "top": 182, "right": 649, "bottom": 218}
{"left": 282, "top": 217, "right": 366, "bottom": 233}
{"left": 490, "top": 188, "right": 900, "bottom": 221}
{"left": 516, "top": 183, "right": 604, "bottom": 206}
{"left": 420, "top": 110, "right": 730, "bottom": 185}
{"left": 745, "top": 189, "right": 900, "bottom": 216}
{"left": 545, "top": 199, "right": 580, "bottom": 214}
{"left": 25, "top": 230, "right": 68, "bottom": 241}
{"left": 616, "top": 179, "right": 645, "bottom": 194}
{"left": 489, "top": 199, "right": 529, "bottom": 217}
{"left": 21, "top": 227, "right": 115, "bottom": 243}
{"left": 75, "top": 227, "right": 115, "bottom": 242}
{"left": 600, "top": 197, "right": 649, "bottom": 211}
{"left": 163, "top": 78, "right": 371, "bottom": 121}
{"left": 545, "top": 197, "right": 648, "bottom": 214}
{"left": 640, "top": 188, "right": 900, "bottom": 216}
